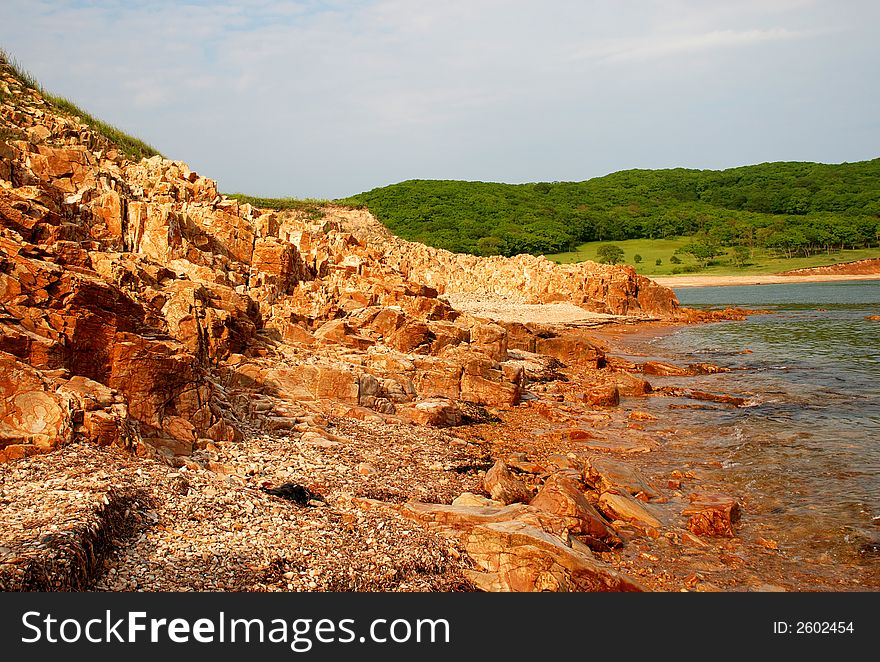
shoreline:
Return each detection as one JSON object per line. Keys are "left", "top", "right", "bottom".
{"left": 650, "top": 273, "right": 880, "bottom": 288}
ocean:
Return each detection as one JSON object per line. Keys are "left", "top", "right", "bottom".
{"left": 617, "top": 280, "right": 880, "bottom": 588}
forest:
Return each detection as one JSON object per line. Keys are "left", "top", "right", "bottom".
{"left": 339, "top": 160, "right": 880, "bottom": 258}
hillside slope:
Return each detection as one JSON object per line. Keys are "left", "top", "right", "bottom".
{"left": 341, "top": 161, "right": 880, "bottom": 257}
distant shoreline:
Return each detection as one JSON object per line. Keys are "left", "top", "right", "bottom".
{"left": 651, "top": 273, "right": 880, "bottom": 288}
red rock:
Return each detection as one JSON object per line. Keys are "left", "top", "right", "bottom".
{"left": 529, "top": 472, "right": 618, "bottom": 544}
{"left": 387, "top": 320, "right": 432, "bottom": 353}
{"left": 598, "top": 489, "right": 662, "bottom": 531}
{"left": 482, "top": 460, "right": 532, "bottom": 505}
{"left": 613, "top": 372, "right": 653, "bottom": 396}
{"left": 461, "top": 520, "right": 643, "bottom": 592}
{"left": 642, "top": 360, "right": 691, "bottom": 376}
{"left": 314, "top": 319, "right": 374, "bottom": 350}
{"left": 251, "top": 237, "right": 306, "bottom": 294}
{"left": 470, "top": 321, "right": 508, "bottom": 362}
{"left": 659, "top": 386, "right": 748, "bottom": 407}
{"left": 0, "top": 351, "right": 70, "bottom": 460}
{"left": 683, "top": 492, "right": 741, "bottom": 537}
{"left": 687, "top": 362, "right": 731, "bottom": 375}
{"left": 584, "top": 456, "right": 658, "bottom": 498}
{"left": 756, "top": 537, "right": 779, "bottom": 550}
{"left": 397, "top": 398, "right": 462, "bottom": 427}
{"left": 584, "top": 384, "right": 620, "bottom": 407}
{"left": 535, "top": 333, "right": 604, "bottom": 367}
{"left": 460, "top": 372, "right": 520, "bottom": 407}
{"left": 504, "top": 453, "right": 544, "bottom": 474}
{"left": 411, "top": 357, "right": 463, "bottom": 400}
{"left": 399, "top": 502, "right": 644, "bottom": 592}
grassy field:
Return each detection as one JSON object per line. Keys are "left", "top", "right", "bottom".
{"left": 546, "top": 238, "right": 880, "bottom": 276}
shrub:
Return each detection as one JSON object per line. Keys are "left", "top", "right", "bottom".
{"left": 596, "top": 244, "right": 625, "bottom": 264}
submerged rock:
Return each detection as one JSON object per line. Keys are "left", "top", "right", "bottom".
{"left": 683, "top": 492, "right": 741, "bottom": 537}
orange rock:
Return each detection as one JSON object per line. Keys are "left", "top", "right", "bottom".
{"left": 529, "top": 472, "right": 618, "bottom": 544}
{"left": 683, "top": 492, "right": 742, "bottom": 537}
{"left": 584, "top": 384, "right": 620, "bottom": 407}
{"left": 397, "top": 399, "right": 462, "bottom": 427}
{"left": 535, "top": 333, "right": 604, "bottom": 367}
{"left": 0, "top": 351, "right": 71, "bottom": 457}
{"left": 482, "top": 460, "right": 532, "bottom": 505}
{"left": 614, "top": 372, "right": 653, "bottom": 396}
{"left": 584, "top": 456, "right": 658, "bottom": 498}
{"left": 642, "top": 361, "right": 690, "bottom": 376}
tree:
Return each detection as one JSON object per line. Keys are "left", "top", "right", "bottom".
{"left": 732, "top": 245, "right": 751, "bottom": 267}
{"left": 596, "top": 244, "right": 625, "bottom": 264}
{"left": 669, "top": 255, "right": 682, "bottom": 264}
{"left": 655, "top": 257, "right": 662, "bottom": 266}
{"left": 477, "top": 235, "right": 504, "bottom": 256}
{"left": 678, "top": 241, "right": 721, "bottom": 267}
{"left": 633, "top": 254, "right": 643, "bottom": 264}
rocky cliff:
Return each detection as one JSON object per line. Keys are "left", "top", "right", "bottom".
{"left": 1, "top": 56, "right": 708, "bottom": 593}
{"left": 0, "top": 54, "right": 680, "bottom": 466}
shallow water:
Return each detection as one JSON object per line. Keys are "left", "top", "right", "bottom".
{"left": 620, "top": 280, "right": 880, "bottom": 586}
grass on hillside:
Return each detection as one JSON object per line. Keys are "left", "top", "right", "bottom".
{"left": 0, "top": 48, "right": 160, "bottom": 161}
{"left": 225, "top": 193, "right": 331, "bottom": 220}
{"left": 546, "top": 238, "right": 880, "bottom": 276}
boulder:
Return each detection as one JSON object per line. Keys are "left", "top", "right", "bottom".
{"left": 399, "top": 501, "right": 644, "bottom": 591}
{"left": 584, "top": 384, "right": 620, "bottom": 407}
{"left": 398, "top": 398, "right": 462, "bottom": 427}
{"left": 529, "top": 472, "right": 618, "bottom": 544}
{"left": 482, "top": 460, "right": 532, "bottom": 505}
{"left": 598, "top": 489, "right": 662, "bottom": 531}
{"left": 614, "top": 372, "right": 653, "bottom": 396}
{"left": 535, "top": 334, "right": 604, "bottom": 367}
{"left": 412, "top": 357, "right": 463, "bottom": 400}
{"left": 460, "top": 367, "right": 520, "bottom": 407}
{"left": 387, "top": 320, "right": 433, "bottom": 353}
{"left": 462, "top": 520, "right": 644, "bottom": 592}
{"left": 451, "top": 493, "right": 503, "bottom": 508}
{"left": 642, "top": 361, "right": 691, "bottom": 377}
{"left": 683, "top": 492, "right": 741, "bottom": 537}
{"left": 584, "top": 456, "right": 658, "bottom": 498}
{"left": 314, "top": 319, "right": 374, "bottom": 350}
{"left": 470, "top": 321, "right": 508, "bottom": 362}
{"left": 0, "top": 351, "right": 70, "bottom": 461}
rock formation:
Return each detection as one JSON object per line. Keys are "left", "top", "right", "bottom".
{"left": 3, "top": 55, "right": 746, "bottom": 593}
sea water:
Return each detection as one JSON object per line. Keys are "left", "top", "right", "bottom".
{"left": 625, "top": 280, "right": 880, "bottom": 586}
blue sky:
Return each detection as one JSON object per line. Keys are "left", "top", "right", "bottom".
{"left": 2, "top": 1, "right": 878, "bottom": 198}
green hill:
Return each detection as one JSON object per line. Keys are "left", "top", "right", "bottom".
{"left": 339, "top": 160, "right": 880, "bottom": 259}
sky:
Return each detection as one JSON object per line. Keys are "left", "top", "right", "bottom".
{"left": 1, "top": 0, "right": 878, "bottom": 198}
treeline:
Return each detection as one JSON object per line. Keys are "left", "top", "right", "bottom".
{"left": 339, "top": 160, "right": 880, "bottom": 257}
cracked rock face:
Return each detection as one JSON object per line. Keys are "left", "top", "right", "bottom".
{"left": 0, "top": 55, "right": 687, "bottom": 593}
{"left": 0, "top": 56, "right": 677, "bottom": 464}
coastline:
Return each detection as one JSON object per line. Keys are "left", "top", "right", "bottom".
{"left": 651, "top": 273, "right": 880, "bottom": 288}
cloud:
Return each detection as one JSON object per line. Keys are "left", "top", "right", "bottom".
{"left": 576, "top": 27, "right": 818, "bottom": 64}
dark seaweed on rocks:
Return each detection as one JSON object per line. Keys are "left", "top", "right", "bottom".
{"left": 0, "top": 488, "right": 145, "bottom": 591}
{"left": 261, "top": 482, "right": 324, "bottom": 506}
